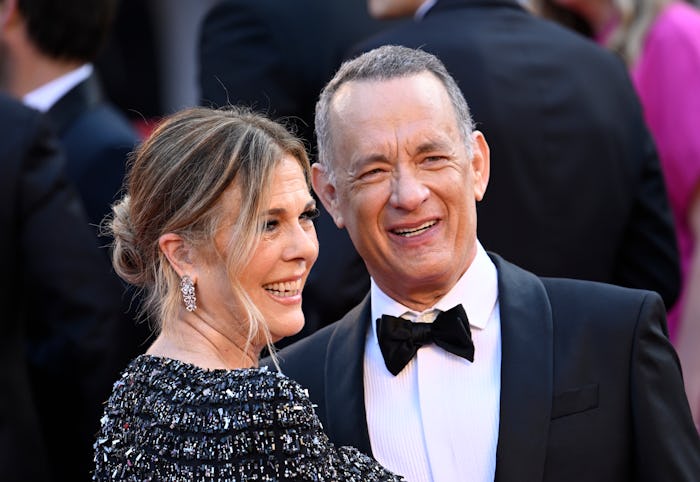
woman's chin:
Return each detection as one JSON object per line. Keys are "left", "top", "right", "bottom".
{"left": 267, "top": 313, "right": 305, "bottom": 344}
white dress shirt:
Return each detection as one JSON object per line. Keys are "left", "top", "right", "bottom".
{"left": 364, "top": 242, "right": 501, "bottom": 482}
{"left": 23, "top": 63, "right": 92, "bottom": 112}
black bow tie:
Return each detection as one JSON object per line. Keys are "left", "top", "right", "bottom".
{"left": 377, "top": 304, "right": 474, "bottom": 376}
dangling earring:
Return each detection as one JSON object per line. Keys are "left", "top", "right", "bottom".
{"left": 180, "top": 275, "right": 197, "bottom": 312}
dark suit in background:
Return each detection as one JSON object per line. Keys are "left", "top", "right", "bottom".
{"left": 46, "top": 72, "right": 139, "bottom": 234}
{"left": 276, "top": 254, "right": 700, "bottom": 481}
{"left": 1, "top": 1, "right": 146, "bottom": 478}
{"left": 42, "top": 71, "right": 150, "bottom": 479}
{"left": 198, "top": 0, "right": 404, "bottom": 344}
{"left": 0, "top": 94, "right": 124, "bottom": 482}
{"left": 351, "top": 0, "right": 680, "bottom": 308}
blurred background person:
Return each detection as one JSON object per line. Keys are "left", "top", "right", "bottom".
{"left": 94, "top": 106, "right": 402, "bottom": 481}
{"left": 0, "top": 0, "right": 138, "bottom": 233}
{"left": 347, "top": 0, "right": 680, "bottom": 310}
{"left": 0, "top": 0, "right": 149, "bottom": 478}
{"left": 533, "top": 0, "right": 700, "bottom": 430}
{"left": 197, "top": 0, "right": 406, "bottom": 346}
{"left": 0, "top": 92, "right": 124, "bottom": 481}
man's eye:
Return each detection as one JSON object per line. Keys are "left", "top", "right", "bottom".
{"left": 360, "top": 168, "right": 385, "bottom": 179}
{"left": 425, "top": 155, "right": 446, "bottom": 163}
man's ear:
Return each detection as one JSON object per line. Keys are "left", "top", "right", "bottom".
{"left": 312, "top": 162, "right": 344, "bottom": 228}
{"left": 158, "top": 233, "right": 197, "bottom": 281}
{"left": 470, "top": 130, "right": 490, "bottom": 202}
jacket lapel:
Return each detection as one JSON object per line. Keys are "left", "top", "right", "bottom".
{"left": 490, "top": 254, "right": 553, "bottom": 482}
{"left": 323, "top": 295, "right": 373, "bottom": 455}
{"left": 47, "top": 73, "right": 102, "bottom": 135}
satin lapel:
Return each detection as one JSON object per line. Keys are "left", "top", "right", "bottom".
{"left": 490, "top": 254, "right": 553, "bottom": 482}
{"left": 323, "top": 295, "right": 373, "bottom": 455}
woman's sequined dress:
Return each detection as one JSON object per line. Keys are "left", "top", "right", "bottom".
{"left": 94, "top": 355, "right": 402, "bottom": 481}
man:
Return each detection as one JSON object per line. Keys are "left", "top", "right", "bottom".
{"left": 0, "top": 0, "right": 139, "bottom": 231}
{"left": 0, "top": 94, "right": 123, "bottom": 481}
{"left": 274, "top": 46, "right": 700, "bottom": 481}
{"left": 345, "top": 0, "right": 681, "bottom": 310}
{"left": 198, "top": 0, "right": 405, "bottom": 345}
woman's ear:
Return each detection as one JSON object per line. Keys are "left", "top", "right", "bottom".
{"left": 158, "top": 233, "right": 196, "bottom": 280}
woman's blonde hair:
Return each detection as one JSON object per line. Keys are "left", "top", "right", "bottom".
{"left": 108, "top": 106, "right": 310, "bottom": 358}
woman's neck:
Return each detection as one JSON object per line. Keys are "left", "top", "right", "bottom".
{"left": 147, "top": 313, "right": 260, "bottom": 370}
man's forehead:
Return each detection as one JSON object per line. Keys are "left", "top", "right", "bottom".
{"left": 331, "top": 71, "right": 444, "bottom": 107}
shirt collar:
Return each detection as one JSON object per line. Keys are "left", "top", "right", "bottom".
{"left": 23, "top": 63, "right": 93, "bottom": 112}
{"left": 371, "top": 241, "right": 499, "bottom": 332}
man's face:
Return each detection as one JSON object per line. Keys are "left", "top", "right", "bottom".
{"left": 313, "top": 72, "right": 489, "bottom": 310}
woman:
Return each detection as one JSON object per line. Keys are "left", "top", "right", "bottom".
{"left": 532, "top": 0, "right": 700, "bottom": 428}
{"left": 93, "top": 107, "right": 403, "bottom": 481}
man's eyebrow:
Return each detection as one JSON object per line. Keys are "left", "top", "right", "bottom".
{"left": 353, "top": 152, "right": 389, "bottom": 166}
{"left": 414, "top": 140, "right": 450, "bottom": 155}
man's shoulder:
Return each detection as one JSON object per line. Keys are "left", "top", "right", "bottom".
{"left": 494, "top": 252, "right": 664, "bottom": 320}
{"left": 541, "top": 276, "right": 662, "bottom": 306}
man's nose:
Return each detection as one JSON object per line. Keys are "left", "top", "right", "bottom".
{"left": 389, "top": 169, "right": 429, "bottom": 211}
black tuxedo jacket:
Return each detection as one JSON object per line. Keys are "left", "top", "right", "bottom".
{"left": 275, "top": 255, "right": 700, "bottom": 481}
{"left": 0, "top": 94, "right": 124, "bottom": 481}
{"left": 351, "top": 0, "right": 680, "bottom": 309}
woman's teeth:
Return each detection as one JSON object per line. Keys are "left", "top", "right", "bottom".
{"left": 263, "top": 279, "right": 302, "bottom": 296}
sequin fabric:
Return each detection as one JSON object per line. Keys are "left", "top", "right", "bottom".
{"left": 94, "top": 355, "right": 403, "bottom": 481}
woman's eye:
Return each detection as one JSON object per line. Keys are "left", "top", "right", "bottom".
{"left": 301, "top": 208, "right": 320, "bottom": 221}
{"left": 263, "top": 219, "right": 278, "bottom": 232}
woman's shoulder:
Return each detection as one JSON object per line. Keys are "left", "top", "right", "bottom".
{"left": 105, "top": 354, "right": 313, "bottom": 411}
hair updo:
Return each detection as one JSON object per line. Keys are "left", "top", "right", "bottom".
{"left": 108, "top": 106, "right": 310, "bottom": 343}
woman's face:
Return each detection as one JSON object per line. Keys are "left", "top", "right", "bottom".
{"left": 200, "top": 155, "right": 319, "bottom": 345}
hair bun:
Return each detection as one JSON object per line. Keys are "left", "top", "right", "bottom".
{"left": 109, "top": 196, "right": 150, "bottom": 287}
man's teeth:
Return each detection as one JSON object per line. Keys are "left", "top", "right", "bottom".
{"left": 394, "top": 221, "right": 437, "bottom": 237}
{"left": 263, "top": 279, "right": 302, "bottom": 296}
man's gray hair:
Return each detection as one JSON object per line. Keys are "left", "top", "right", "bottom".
{"left": 314, "top": 45, "right": 475, "bottom": 177}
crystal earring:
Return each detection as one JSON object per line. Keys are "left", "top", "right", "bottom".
{"left": 180, "top": 275, "right": 197, "bottom": 312}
